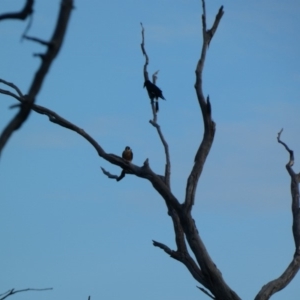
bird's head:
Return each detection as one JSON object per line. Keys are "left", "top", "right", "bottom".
{"left": 125, "top": 146, "right": 131, "bottom": 151}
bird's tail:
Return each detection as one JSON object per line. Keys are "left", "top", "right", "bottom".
{"left": 155, "top": 101, "right": 159, "bottom": 112}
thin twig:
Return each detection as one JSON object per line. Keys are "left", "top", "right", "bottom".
{"left": 23, "top": 35, "right": 52, "bottom": 46}
{"left": 149, "top": 120, "right": 171, "bottom": 187}
{"left": 0, "top": 79, "right": 23, "bottom": 97}
{"left": 0, "top": 288, "right": 52, "bottom": 300}
{"left": 140, "top": 25, "right": 171, "bottom": 187}
{"left": 197, "top": 286, "right": 215, "bottom": 299}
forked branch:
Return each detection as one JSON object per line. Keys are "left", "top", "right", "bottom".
{"left": 140, "top": 24, "right": 171, "bottom": 187}
{"left": 0, "top": 288, "right": 52, "bottom": 300}
{"left": 0, "top": 0, "right": 74, "bottom": 156}
{"left": 184, "top": 1, "right": 223, "bottom": 211}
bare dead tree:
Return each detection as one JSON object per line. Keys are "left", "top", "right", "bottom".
{"left": 0, "top": 288, "right": 52, "bottom": 300}
{"left": 0, "top": 0, "right": 74, "bottom": 156}
{"left": 0, "top": 1, "right": 299, "bottom": 299}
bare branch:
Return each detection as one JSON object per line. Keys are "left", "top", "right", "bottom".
{"left": 0, "top": 288, "right": 52, "bottom": 300}
{"left": 0, "top": 0, "right": 74, "bottom": 156}
{"left": 277, "top": 128, "right": 294, "bottom": 167}
{"left": 153, "top": 237, "right": 209, "bottom": 289}
{"left": 23, "top": 35, "right": 52, "bottom": 46}
{"left": 184, "top": 4, "right": 224, "bottom": 211}
{"left": 255, "top": 257, "right": 300, "bottom": 300}
{"left": 140, "top": 25, "right": 171, "bottom": 188}
{"left": 101, "top": 168, "right": 127, "bottom": 182}
{"left": 0, "top": 89, "right": 23, "bottom": 102}
{"left": 140, "top": 24, "right": 158, "bottom": 122}
{"left": 255, "top": 131, "right": 300, "bottom": 300}
{"left": 0, "top": 0, "right": 34, "bottom": 21}
{"left": 140, "top": 22, "right": 149, "bottom": 81}
{"left": 207, "top": 6, "right": 224, "bottom": 47}
{"left": 0, "top": 79, "right": 23, "bottom": 97}
{"left": 2, "top": 80, "right": 182, "bottom": 213}
{"left": 197, "top": 286, "right": 216, "bottom": 299}
{"left": 149, "top": 120, "right": 171, "bottom": 187}
{"left": 153, "top": 240, "right": 176, "bottom": 257}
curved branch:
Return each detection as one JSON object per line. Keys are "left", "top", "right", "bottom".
{"left": 0, "top": 0, "right": 34, "bottom": 21}
{"left": 255, "top": 130, "right": 300, "bottom": 300}
{"left": 140, "top": 23, "right": 150, "bottom": 81}
{"left": 184, "top": 3, "right": 224, "bottom": 211}
{"left": 254, "top": 257, "right": 300, "bottom": 300}
{"left": 0, "top": 0, "right": 74, "bottom": 156}
{"left": 1, "top": 83, "right": 181, "bottom": 214}
{"left": 0, "top": 79, "right": 23, "bottom": 97}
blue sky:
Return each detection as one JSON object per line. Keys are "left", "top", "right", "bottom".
{"left": 1, "top": 0, "right": 300, "bottom": 299}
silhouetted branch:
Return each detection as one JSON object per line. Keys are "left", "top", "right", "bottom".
{"left": 0, "top": 288, "right": 52, "bottom": 300}
{"left": 1, "top": 82, "right": 181, "bottom": 215}
{"left": 101, "top": 168, "right": 127, "bottom": 182}
{"left": 254, "top": 131, "right": 300, "bottom": 300}
{"left": 23, "top": 35, "right": 52, "bottom": 46}
{"left": 0, "top": 0, "right": 34, "bottom": 21}
{"left": 140, "top": 25, "right": 171, "bottom": 188}
{"left": 184, "top": 1, "right": 223, "bottom": 212}
{"left": 197, "top": 286, "right": 216, "bottom": 299}
{"left": 0, "top": 88, "right": 22, "bottom": 102}
{"left": 0, "top": 79, "right": 23, "bottom": 97}
{"left": 0, "top": 0, "right": 74, "bottom": 156}
{"left": 152, "top": 240, "right": 175, "bottom": 257}
{"left": 140, "top": 23, "right": 157, "bottom": 121}
{"left": 277, "top": 128, "right": 294, "bottom": 167}
{"left": 140, "top": 22, "right": 149, "bottom": 81}
{"left": 140, "top": 4, "right": 240, "bottom": 300}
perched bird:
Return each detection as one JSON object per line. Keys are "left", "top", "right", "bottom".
{"left": 122, "top": 146, "right": 133, "bottom": 162}
{"left": 144, "top": 80, "right": 165, "bottom": 112}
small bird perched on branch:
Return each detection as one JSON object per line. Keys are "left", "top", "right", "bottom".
{"left": 122, "top": 146, "right": 133, "bottom": 162}
{"left": 144, "top": 80, "right": 165, "bottom": 112}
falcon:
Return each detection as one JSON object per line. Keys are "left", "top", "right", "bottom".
{"left": 122, "top": 146, "right": 133, "bottom": 162}
{"left": 144, "top": 80, "right": 165, "bottom": 112}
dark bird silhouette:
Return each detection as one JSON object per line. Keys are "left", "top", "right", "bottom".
{"left": 144, "top": 80, "right": 165, "bottom": 112}
{"left": 122, "top": 146, "right": 133, "bottom": 162}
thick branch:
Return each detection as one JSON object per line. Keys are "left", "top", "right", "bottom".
{"left": 0, "top": 0, "right": 34, "bottom": 21}
{"left": 175, "top": 3, "right": 241, "bottom": 299}
{"left": 254, "top": 257, "right": 300, "bottom": 300}
{"left": 0, "top": 0, "right": 74, "bottom": 156}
